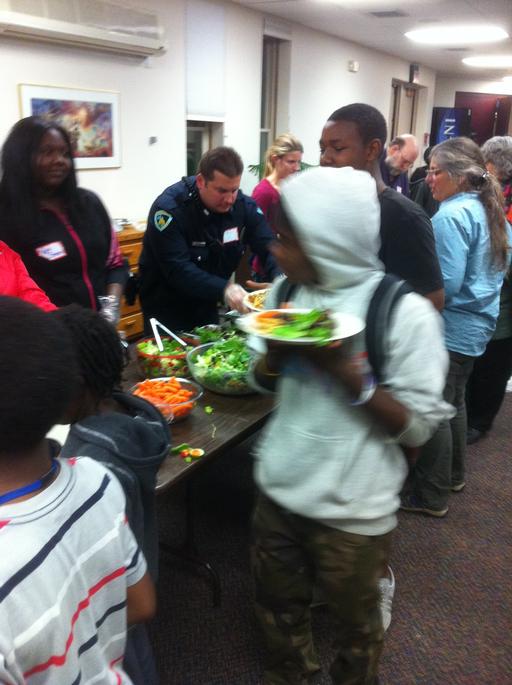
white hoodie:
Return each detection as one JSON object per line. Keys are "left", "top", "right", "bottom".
{"left": 253, "top": 167, "right": 451, "bottom": 535}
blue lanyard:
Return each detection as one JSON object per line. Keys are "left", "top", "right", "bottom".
{"left": 0, "top": 459, "right": 59, "bottom": 505}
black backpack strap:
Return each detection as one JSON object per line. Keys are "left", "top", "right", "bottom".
{"left": 366, "top": 274, "right": 413, "bottom": 382}
{"left": 275, "top": 277, "right": 297, "bottom": 306}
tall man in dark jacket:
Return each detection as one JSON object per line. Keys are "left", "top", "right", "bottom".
{"left": 139, "top": 147, "right": 280, "bottom": 331}
{"left": 319, "top": 104, "right": 444, "bottom": 311}
{"left": 318, "top": 103, "right": 445, "bottom": 634}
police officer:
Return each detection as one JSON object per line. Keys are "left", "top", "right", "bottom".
{"left": 139, "top": 146, "right": 280, "bottom": 332}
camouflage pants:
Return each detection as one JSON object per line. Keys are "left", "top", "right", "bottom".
{"left": 252, "top": 493, "right": 391, "bottom": 685}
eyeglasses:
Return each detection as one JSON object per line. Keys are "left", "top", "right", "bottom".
{"left": 400, "top": 154, "right": 417, "bottom": 167}
{"left": 426, "top": 168, "right": 444, "bottom": 177}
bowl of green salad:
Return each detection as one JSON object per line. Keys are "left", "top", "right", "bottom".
{"left": 136, "top": 337, "right": 191, "bottom": 378}
{"left": 186, "top": 337, "right": 255, "bottom": 395}
{"left": 179, "top": 324, "right": 237, "bottom": 346}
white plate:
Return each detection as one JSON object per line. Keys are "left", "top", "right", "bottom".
{"left": 236, "top": 309, "right": 365, "bottom": 344}
{"left": 243, "top": 288, "right": 269, "bottom": 312}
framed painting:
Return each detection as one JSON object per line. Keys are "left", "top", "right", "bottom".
{"left": 19, "top": 84, "right": 120, "bottom": 169}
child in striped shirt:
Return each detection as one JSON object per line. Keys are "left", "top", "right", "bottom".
{"left": 0, "top": 296, "right": 155, "bottom": 684}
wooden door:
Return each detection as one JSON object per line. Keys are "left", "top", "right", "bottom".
{"left": 455, "top": 92, "right": 512, "bottom": 145}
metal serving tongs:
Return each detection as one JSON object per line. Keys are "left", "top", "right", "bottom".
{"left": 220, "top": 309, "right": 241, "bottom": 322}
{"left": 149, "top": 317, "right": 188, "bottom": 352}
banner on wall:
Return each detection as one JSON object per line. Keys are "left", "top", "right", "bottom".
{"left": 430, "top": 107, "right": 472, "bottom": 145}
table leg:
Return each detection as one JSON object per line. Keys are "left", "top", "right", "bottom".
{"left": 159, "top": 480, "right": 222, "bottom": 608}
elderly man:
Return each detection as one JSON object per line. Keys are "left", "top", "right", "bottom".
{"left": 380, "top": 133, "right": 419, "bottom": 196}
{"left": 139, "top": 146, "right": 280, "bottom": 332}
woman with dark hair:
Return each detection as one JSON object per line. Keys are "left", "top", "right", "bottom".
{"left": 410, "top": 145, "right": 432, "bottom": 185}
{"left": 409, "top": 146, "right": 439, "bottom": 218}
{"left": 402, "top": 136, "right": 511, "bottom": 517}
{"left": 0, "top": 117, "right": 128, "bottom": 320}
{"left": 466, "top": 136, "right": 512, "bottom": 443}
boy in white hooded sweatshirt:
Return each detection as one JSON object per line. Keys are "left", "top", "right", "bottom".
{"left": 251, "top": 166, "right": 451, "bottom": 685}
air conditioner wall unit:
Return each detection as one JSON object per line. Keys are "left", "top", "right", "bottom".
{"left": 0, "top": 10, "right": 165, "bottom": 56}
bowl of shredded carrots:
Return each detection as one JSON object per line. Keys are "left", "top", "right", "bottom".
{"left": 131, "top": 377, "right": 203, "bottom": 423}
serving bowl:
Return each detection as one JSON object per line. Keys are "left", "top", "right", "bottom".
{"left": 179, "top": 324, "right": 241, "bottom": 347}
{"left": 179, "top": 324, "right": 225, "bottom": 346}
{"left": 131, "top": 377, "right": 203, "bottom": 423}
{"left": 136, "top": 337, "right": 190, "bottom": 378}
{"left": 186, "top": 341, "right": 254, "bottom": 396}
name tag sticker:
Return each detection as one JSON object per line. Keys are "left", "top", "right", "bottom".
{"left": 223, "top": 227, "right": 239, "bottom": 244}
{"left": 36, "top": 241, "right": 67, "bottom": 261}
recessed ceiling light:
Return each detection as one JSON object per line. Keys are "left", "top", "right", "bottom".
{"left": 462, "top": 55, "right": 512, "bottom": 68}
{"left": 405, "top": 25, "right": 508, "bottom": 45}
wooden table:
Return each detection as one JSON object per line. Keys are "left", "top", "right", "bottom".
{"left": 124, "top": 355, "right": 275, "bottom": 490}
{"left": 157, "top": 389, "right": 275, "bottom": 492}
{"left": 124, "top": 356, "right": 275, "bottom": 606}
{"left": 158, "top": 389, "right": 274, "bottom": 606}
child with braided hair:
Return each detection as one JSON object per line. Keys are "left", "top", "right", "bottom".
{"left": 53, "top": 305, "right": 169, "bottom": 685}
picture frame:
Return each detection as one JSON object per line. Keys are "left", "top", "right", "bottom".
{"left": 19, "top": 84, "right": 120, "bottom": 169}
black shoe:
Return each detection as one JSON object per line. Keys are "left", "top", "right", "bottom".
{"left": 400, "top": 494, "right": 448, "bottom": 517}
{"left": 466, "top": 427, "right": 486, "bottom": 445}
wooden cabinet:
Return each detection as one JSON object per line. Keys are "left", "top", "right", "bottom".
{"left": 116, "top": 226, "right": 145, "bottom": 340}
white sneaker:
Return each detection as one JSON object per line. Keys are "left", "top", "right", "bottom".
{"left": 378, "top": 566, "right": 395, "bottom": 631}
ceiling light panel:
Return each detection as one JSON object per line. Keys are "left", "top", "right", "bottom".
{"left": 405, "top": 25, "right": 508, "bottom": 45}
{"left": 463, "top": 55, "right": 512, "bottom": 68}
{"left": 322, "top": 0, "right": 435, "bottom": 8}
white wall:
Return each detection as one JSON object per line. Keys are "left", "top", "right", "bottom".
{"left": 0, "top": 0, "right": 186, "bottom": 220}
{"left": 184, "top": 0, "right": 438, "bottom": 190}
{"left": 223, "top": 2, "right": 263, "bottom": 191}
{"left": 287, "top": 25, "right": 437, "bottom": 167}
{"left": 0, "top": 0, "right": 439, "bottom": 216}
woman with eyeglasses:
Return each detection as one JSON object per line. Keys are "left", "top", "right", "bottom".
{"left": 465, "top": 136, "right": 512, "bottom": 445}
{"left": 401, "top": 136, "right": 511, "bottom": 518}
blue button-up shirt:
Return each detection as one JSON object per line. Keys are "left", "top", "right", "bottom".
{"left": 433, "top": 191, "right": 512, "bottom": 356}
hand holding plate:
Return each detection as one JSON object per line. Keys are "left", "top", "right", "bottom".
{"left": 246, "top": 279, "right": 272, "bottom": 291}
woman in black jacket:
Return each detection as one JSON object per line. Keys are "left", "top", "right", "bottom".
{"left": 410, "top": 146, "right": 439, "bottom": 218}
{"left": 0, "top": 117, "right": 128, "bottom": 320}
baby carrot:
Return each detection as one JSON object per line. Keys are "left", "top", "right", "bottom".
{"left": 133, "top": 378, "right": 195, "bottom": 413}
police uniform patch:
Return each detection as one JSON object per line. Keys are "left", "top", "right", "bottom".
{"left": 154, "top": 210, "right": 173, "bottom": 231}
